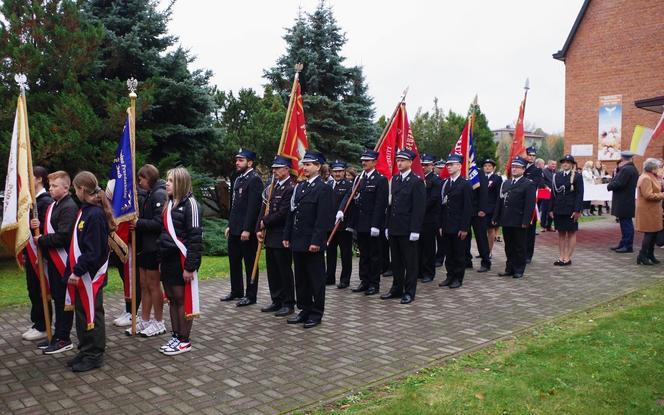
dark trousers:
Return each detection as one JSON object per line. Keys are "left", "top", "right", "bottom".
{"left": 435, "top": 232, "right": 445, "bottom": 265}
{"left": 526, "top": 221, "right": 537, "bottom": 260}
{"left": 503, "top": 226, "right": 527, "bottom": 274}
{"left": 292, "top": 251, "right": 326, "bottom": 322}
{"left": 389, "top": 235, "right": 419, "bottom": 297}
{"left": 418, "top": 224, "right": 437, "bottom": 279}
{"left": 326, "top": 230, "right": 353, "bottom": 285}
{"left": 381, "top": 234, "right": 391, "bottom": 274}
{"left": 228, "top": 234, "right": 259, "bottom": 300}
{"left": 111, "top": 252, "right": 141, "bottom": 313}
{"left": 75, "top": 287, "right": 105, "bottom": 361}
{"left": 540, "top": 199, "right": 552, "bottom": 229}
{"left": 443, "top": 232, "right": 466, "bottom": 283}
{"left": 25, "top": 258, "right": 51, "bottom": 332}
{"left": 265, "top": 247, "right": 295, "bottom": 307}
{"left": 466, "top": 215, "right": 491, "bottom": 268}
{"left": 357, "top": 232, "right": 382, "bottom": 289}
{"left": 618, "top": 217, "right": 635, "bottom": 249}
{"left": 640, "top": 232, "right": 657, "bottom": 258}
{"left": 48, "top": 263, "right": 74, "bottom": 341}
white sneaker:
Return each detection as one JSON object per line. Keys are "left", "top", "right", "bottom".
{"left": 114, "top": 312, "right": 132, "bottom": 327}
{"left": 22, "top": 328, "right": 47, "bottom": 341}
{"left": 141, "top": 320, "right": 167, "bottom": 337}
{"left": 159, "top": 336, "right": 179, "bottom": 352}
{"left": 162, "top": 339, "right": 191, "bottom": 356}
{"left": 124, "top": 318, "right": 148, "bottom": 336}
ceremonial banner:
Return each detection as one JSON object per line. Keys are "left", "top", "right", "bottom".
{"left": 506, "top": 92, "right": 527, "bottom": 177}
{"left": 452, "top": 116, "right": 480, "bottom": 189}
{"left": 110, "top": 115, "right": 137, "bottom": 223}
{"left": 279, "top": 81, "right": 308, "bottom": 173}
{"left": 376, "top": 103, "right": 423, "bottom": 178}
{"left": 1, "top": 95, "right": 32, "bottom": 263}
{"left": 630, "top": 125, "right": 653, "bottom": 156}
{"left": 598, "top": 95, "right": 622, "bottom": 161}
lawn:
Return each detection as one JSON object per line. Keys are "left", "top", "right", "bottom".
{"left": 0, "top": 255, "right": 264, "bottom": 308}
{"left": 309, "top": 281, "right": 664, "bottom": 415}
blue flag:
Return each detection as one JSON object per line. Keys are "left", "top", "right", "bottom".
{"left": 110, "top": 116, "right": 137, "bottom": 221}
{"left": 467, "top": 127, "right": 481, "bottom": 189}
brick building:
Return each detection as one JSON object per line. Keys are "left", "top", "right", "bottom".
{"left": 554, "top": 0, "right": 664, "bottom": 169}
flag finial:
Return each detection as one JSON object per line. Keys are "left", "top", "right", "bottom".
{"left": 524, "top": 77, "right": 530, "bottom": 91}
{"left": 14, "top": 74, "right": 28, "bottom": 94}
{"left": 472, "top": 94, "right": 478, "bottom": 106}
{"left": 127, "top": 77, "right": 138, "bottom": 97}
{"left": 294, "top": 63, "right": 303, "bottom": 73}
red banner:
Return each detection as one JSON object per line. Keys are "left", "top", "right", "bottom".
{"left": 376, "top": 103, "right": 423, "bottom": 178}
{"left": 280, "top": 82, "right": 309, "bottom": 172}
{"left": 506, "top": 94, "right": 527, "bottom": 176}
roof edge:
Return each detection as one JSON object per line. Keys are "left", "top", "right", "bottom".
{"left": 553, "top": 0, "right": 592, "bottom": 62}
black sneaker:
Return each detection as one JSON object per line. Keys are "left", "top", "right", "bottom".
{"left": 43, "top": 339, "right": 73, "bottom": 355}
{"left": 37, "top": 339, "right": 53, "bottom": 350}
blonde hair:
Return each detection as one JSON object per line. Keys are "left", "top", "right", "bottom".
{"left": 72, "top": 171, "right": 117, "bottom": 232}
{"left": 48, "top": 170, "right": 71, "bottom": 187}
{"left": 583, "top": 160, "right": 593, "bottom": 170}
{"left": 167, "top": 167, "right": 193, "bottom": 205}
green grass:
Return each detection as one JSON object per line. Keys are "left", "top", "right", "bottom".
{"left": 309, "top": 282, "right": 664, "bottom": 415}
{"left": 0, "top": 254, "right": 265, "bottom": 308}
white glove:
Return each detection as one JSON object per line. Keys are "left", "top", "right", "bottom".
{"left": 409, "top": 232, "right": 420, "bottom": 242}
{"left": 345, "top": 227, "right": 355, "bottom": 233}
{"left": 370, "top": 227, "right": 379, "bottom": 237}
{"left": 335, "top": 210, "right": 344, "bottom": 222}
{"left": 385, "top": 229, "right": 389, "bottom": 239}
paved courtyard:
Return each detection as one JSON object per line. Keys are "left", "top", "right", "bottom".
{"left": 1, "top": 217, "right": 663, "bottom": 414}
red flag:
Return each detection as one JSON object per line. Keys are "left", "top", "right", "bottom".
{"left": 376, "top": 103, "right": 423, "bottom": 178}
{"left": 506, "top": 94, "right": 527, "bottom": 176}
{"left": 652, "top": 111, "right": 664, "bottom": 142}
{"left": 453, "top": 119, "right": 471, "bottom": 177}
{"left": 279, "top": 81, "right": 308, "bottom": 172}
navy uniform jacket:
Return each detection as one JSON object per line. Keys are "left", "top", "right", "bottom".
{"left": 229, "top": 169, "right": 263, "bottom": 236}
{"left": 550, "top": 171, "right": 584, "bottom": 215}
{"left": 283, "top": 176, "right": 334, "bottom": 252}
{"left": 492, "top": 177, "right": 537, "bottom": 228}
{"left": 68, "top": 204, "right": 110, "bottom": 281}
{"left": 342, "top": 170, "right": 389, "bottom": 232}
{"left": 37, "top": 194, "right": 78, "bottom": 253}
{"left": 525, "top": 164, "right": 544, "bottom": 188}
{"left": 423, "top": 171, "right": 443, "bottom": 226}
{"left": 607, "top": 161, "right": 639, "bottom": 218}
{"left": 386, "top": 172, "right": 426, "bottom": 236}
{"left": 257, "top": 177, "right": 295, "bottom": 249}
{"left": 470, "top": 170, "right": 488, "bottom": 215}
{"left": 485, "top": 172, "right": 503, "bottom": 217}
{"left": 439, "top": 176, "right": 472, "bottom": 235}
{"left": 330, "top": 178, "right": 353, "bottom": 227}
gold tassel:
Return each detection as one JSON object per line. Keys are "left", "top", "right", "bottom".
{"left": 64, "top": 305, "right": 74, "bottom": 311}
{"left": 86, "top": 322, "right": 95, "bottom": 331}
{"left": 184, "top": 313, "right": 200, "bottom": 321}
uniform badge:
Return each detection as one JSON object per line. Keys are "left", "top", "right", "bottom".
{"left": 78, "top": 220, "right": 85, "bottom": 231}
{"left": 156, "top": 202, "right": 161, "bottom": 207}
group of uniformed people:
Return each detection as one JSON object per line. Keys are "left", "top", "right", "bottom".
{"left": 222, "top": 145, "right": 586, "bottom": 328}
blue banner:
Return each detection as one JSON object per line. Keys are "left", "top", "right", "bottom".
{"left": 110, "top": 116, "right": 137, "bottom": 221}
{"left": 467, "top": 127, "right": 480, "bottom": 189}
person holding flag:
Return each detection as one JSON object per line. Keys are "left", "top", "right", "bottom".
{"left": 418, "top": 154, "right": 442, "bottom": 283}
{"left": 326, "top": 160, "right": 354, "bottom": 289}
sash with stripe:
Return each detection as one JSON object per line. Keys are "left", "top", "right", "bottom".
{"left": 24, "top": 235, "right": 52, "bottom": 299}
{"left": 114, "top": 222, "right": 134, "bottom": 301}
{"left": 65, "top": 210, "right": 110, "bottom": 330}
{"left": 163, "top": 199, "right": 200, "bottom": 319}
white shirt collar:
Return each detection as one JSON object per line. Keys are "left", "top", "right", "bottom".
{"left": 36, "top": 188, "right": 47, "bottom": 197}
{"left": 277, "top": 177, "right": 289, "bottom": 186}
{"left": 512, "top": 175, "right": 523, "bottom": 182}
{"left": 450, "top": 172, "right": 460, "bottom": 182}
{"left": 363, "top": 169, "right": 375, "bottom": 179}
{"left": 401, "top": 169, "right": 412, "bottom": 180}
{"left": 307, "top": 175, "right": 319, "bottom": 184}
{"left": 241, "top": 168, "right": 254, "bottom": 177}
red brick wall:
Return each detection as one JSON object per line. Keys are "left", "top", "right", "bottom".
{"left": 562, "top": 0, "right": 664, "bottom": 172}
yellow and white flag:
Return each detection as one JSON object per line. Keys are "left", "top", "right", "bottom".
{"left": 1, "top": 95, "right": 33, "bottom": 262}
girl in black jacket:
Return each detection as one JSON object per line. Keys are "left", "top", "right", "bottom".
{"left": 66, "top": 171, "right": 114, "bottom": 372}
{"left": 158, "top": 167, "right": 203, "bottom": 356}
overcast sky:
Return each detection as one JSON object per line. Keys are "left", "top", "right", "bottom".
{"left": 166, "top": 0, "right": 583, "bottom": 134}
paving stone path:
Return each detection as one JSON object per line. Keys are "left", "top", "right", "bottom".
{"left": 1, "top": 217, "right": 662, "bottom": 414}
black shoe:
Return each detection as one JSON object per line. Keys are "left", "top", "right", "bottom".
{"left": 236, "top": 297, "right": 256, "bottom": 307}
{"left": 365, "top": 287, "right": 379, "bottom": 296}
{"left": 220, "top": 293, "right": 241, "bottom": 302}
{"left": 609, "top": 245, "right": 622, "bottom": 251}
{"left": 421, "top": 276, "right": 434, "bottom": 283}
{"left": 260, "top": 303, "right": 280, "bottom": 313}
{"left": 475, "top": 254, "right": 482, "bottom": 258}
{"left": 562, "top": 260, "right": 572, "bottom": 266}
{"left": 287, "top": 314, "right": 307, "bottom": 324}
{"left": 498, "top": 271, "right": 514, "bottom": 277}
{"left": 66, "top": 354, "right": 83, "bottom": 368}
{"left": 614, "top": 247, "right": 633, "bottom": 253}
{"left": 400, "top": 294, "right": 413, "bottom": 304}
{"left": 43, "top": 339, "right": 73, "bottom": 355}
{"left": 274, "top": 307, "right": 294, "bottom": 317}
{"left": 72, "top": 358, "right": 103, "bottom": 373}
{"left": 352, "top": 283, "right": 368, "bottom": 293}
{"left": 637, "top": 255, "right": 654, "bottom": 265}
{"left": 337, "top": 282, "right": 349, "bottom": 289}
{"left": 382, "top": 270, "right": 393, "bottom": 277}
{"left": 476, "top": 266, "right": 490, "bottom": 273}
{"left": 380, "top": 290, "right": 401, "bottom": 300}
{"left": 434, "top": 261, "right": 444, "bottom": 268}
{"left": 438, "top": 277, "right": 453, "bottom": 287}
{"left": 513, "top": 273, "right": 523, "bottom": 279}
{"left": 525, "top": 258, "right": 532, "bottom": 264}
{"left": 449, "top": 280, "right": 462, "bottom": 289}
{"left": 649, "top": 256, "right": 660, "bottom": 264}
{"left": 554, "top": 260, "right": 565, "bottom": 266}
{"left": 303, "top": 319, "right": 321, "bottom": 329}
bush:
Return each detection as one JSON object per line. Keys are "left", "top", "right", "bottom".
{"left": 203, "top": 217, "right": 228, "bottom": 256}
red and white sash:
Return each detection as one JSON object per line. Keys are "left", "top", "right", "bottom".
{"left": 163, "top": 199, "right": 200, "bottom": 319}
{"left": 115, "top": 222, "right": 134, "bottom": 301}
{"left": 44, "top": 202, "right": 68, "bottom": 278}
{"left": 65, "top": 210, "right": 109, "bottom": 330}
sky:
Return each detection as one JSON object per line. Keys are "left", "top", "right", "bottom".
{"left": 165, "top": 0, "right": 584, "bottom": 134}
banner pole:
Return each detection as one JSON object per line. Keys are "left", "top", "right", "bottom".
{"left": 128, "top": 78, "right": 139, "bottom": 336}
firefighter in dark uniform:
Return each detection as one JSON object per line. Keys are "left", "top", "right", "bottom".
{"left": 483, "top": 159, "right": 503, "bottom": 258}
{"left": 328, "top": 160, "right": 354, "bottom": 289}
{"left": 222, "top": 149, "right": 264, "bottom": 306}
{"left": 438, "top": 154, "right": 473, "bottom": 289}
{"left": 342, "top": 149, "right": 389, "bottom": 296}
{"left": 418, "top": 154, "right": 442, "bottom": 283}
{"left": 256, "top": 156, "right": 296, "bottom": 317}
{"left": 465, "top": 159, "right": 491, "bottom": 272}
{"left": 492, "top": 157, "right": 536, "bottom": 279}
{"left": 283, "top": 151, "right": 333, "bottom": 329}
{"left": 434, "top": 159, "right": 446, "bottom": 267}
{"left": 549, "top": 154, "right": 584, "bottom": 266}
{"left": 524, "top": 146, "right": 544, "bottom": 263}
{"left": 380, "top": 149, "right": 426, "bottom": 304}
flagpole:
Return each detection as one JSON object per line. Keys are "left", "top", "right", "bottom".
{"left": 18, "top": 75, "right": 53, "bottom": 343}
{"left": 506, "top": 79, "right": 529, "bottom": 177}
{"left": 127, "top": 78, "right": 139, "bottom": 336}
{"left": 467, "top": 95, "right": 478, "bottom": 178}
{"left": 251, "top": 64, "right": 303, "bottom": 284}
